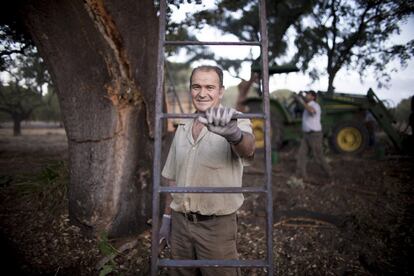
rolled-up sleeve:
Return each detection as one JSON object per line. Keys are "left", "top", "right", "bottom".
{"left": 237, "top": 118, "right": 252, "bottom": 134}
{"left": 236, "top": 118, "right": 254, "bottom": 166}
{"left": 161, "top": 135, "right": 177, "bottom": 180}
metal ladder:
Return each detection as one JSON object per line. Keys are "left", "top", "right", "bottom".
{"left": 151, "top": 0, "right": 273, "bottom": 274}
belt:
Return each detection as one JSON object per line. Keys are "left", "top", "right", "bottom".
{"left": 181, "top": 212, "right": 215, "bottom": 222}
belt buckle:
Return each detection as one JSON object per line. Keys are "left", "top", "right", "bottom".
{"left": 184, "top": 212, "right": 198, "bottom": 223}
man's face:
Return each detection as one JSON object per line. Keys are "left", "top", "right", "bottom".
{"left": 190, "top": 70, "right": 224, "bottom": 112}
{"left": 305, "top": 93, "right": 314, "bottom": 103}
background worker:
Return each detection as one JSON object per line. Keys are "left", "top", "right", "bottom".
{"left": 159, "top": 65, "right": 255, "bottom": 276}
{"left": 294, "top": 90, "right": 332, "bottom": 183}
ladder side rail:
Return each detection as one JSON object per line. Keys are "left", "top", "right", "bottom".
{"left": 151, "top": 0, "right": 167, "bottom": 274}
{"left": 258, "top": 0, "right": 274, "bottom": 275}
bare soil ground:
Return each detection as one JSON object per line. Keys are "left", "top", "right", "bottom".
{"left": 0, "top": 128, "right": 413, "bottom": 275}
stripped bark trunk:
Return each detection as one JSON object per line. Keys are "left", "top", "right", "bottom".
{"left": 22, "top": 0, "right": 158, "bottom": 237}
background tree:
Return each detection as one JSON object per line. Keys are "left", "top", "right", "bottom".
{"left": 0, "top": 0, "right": 158, "bottom": 237}
{"left": 0, "top": 51, "right": 49, "bottom": 135}
{"left": 294, "top": 0, "right": 414, "bottom": 92}
{"left": 0, "top": 83, "right": 42, "bottom": 135}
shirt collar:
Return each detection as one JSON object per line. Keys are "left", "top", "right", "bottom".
{"left": 182, "top": 104, "right": 223, "bottom": 144}
{"left": 183, "top": 118, "right": 208, "bottom": 146}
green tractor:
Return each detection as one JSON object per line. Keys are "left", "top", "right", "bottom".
{"left": 244, "top": 88, "right": 405, "bottom": 155}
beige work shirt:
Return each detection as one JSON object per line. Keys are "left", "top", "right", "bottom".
{"left": 161, "top": 117, "right": 253, "bottom": 216}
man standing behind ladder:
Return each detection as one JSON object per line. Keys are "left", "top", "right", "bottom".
{"left": 294, "top": 90, "right": 332, "bottom": 183}
{"left": 159, "top": 65, "right": 255, "bottom": 276}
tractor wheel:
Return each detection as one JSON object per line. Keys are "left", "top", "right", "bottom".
{"left": 245, "top": 101, "right": 284, "bottom": 150}
{"left": 330, "top": 121, "right": 369, "bottom": 155}
{"left": 251, "top": 118, "right": 265, "bottom": 149}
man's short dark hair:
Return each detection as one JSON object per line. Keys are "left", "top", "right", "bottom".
{"left": 306, "top": 90, "right": 317, "bottom": 99}
{"left": 190, "top": 65, "right": 224, "bottom": 88}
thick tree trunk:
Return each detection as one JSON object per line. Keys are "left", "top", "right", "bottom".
{"left": 327, "top": 72, "right": 336, "bottom": 93}
{"left": 13, "top": 116, "right": 22, "bottom": 136}
{"left": 22, "top": 0, "right": 158, "bottom": 237}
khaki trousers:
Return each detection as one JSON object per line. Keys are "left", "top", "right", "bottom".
{"left": 296, "top": 131, "right": 331, "bottom": 178}
{"left": 170, "top": 210, "right": 241, "bottom": 276}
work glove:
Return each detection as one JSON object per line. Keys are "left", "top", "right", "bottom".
{"left": 159, "top": 214, "right": 171, "bottom": 248}
{"left": 198, "top": 107, "right": 243, "bottom": 145}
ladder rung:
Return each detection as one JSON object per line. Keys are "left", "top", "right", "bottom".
{"left": 158, "top": 259, "right": 269, "bottom": 268}
{"left": 165, "top": 40, "right": 261, "bottom": 46}
{"left": 161, "top": 113, "right": 266, "bottom": 119}
{"left": 159, "top": 186, "right": 267, "bottom": 193}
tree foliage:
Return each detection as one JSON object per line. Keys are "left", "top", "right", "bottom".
{"left": 0, "top": 1, "right": 35, "bottom": 71}
{"left": 294, "top": 0, "right": 414, "bottom": 91}
{"left": 167, "top": 0, "right": 414, "bottom": 92}
{"left": 169, "top": 0, "right": 316, "bottom": 73}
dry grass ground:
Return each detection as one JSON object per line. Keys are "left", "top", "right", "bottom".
{"left": 0, "top": 128, "right": 413, "bottom": 275}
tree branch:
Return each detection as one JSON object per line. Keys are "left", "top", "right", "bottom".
{"left": 327, "top": 0, "right": 339, "bottom": 72}
{"left": 332, "top": 3, "right": 372, "bottom": 75}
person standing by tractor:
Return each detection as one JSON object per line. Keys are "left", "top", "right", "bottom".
{"left": 294, "top": 90, "right": 332, "bottom": 183}
{"left": 159, "top": 65, "right": 255, "bottom": 276}
{"left": 364, "top": 110, "right": 377, "bottom": 148}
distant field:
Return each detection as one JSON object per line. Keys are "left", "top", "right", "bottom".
{"left": 0, "top": 127, "right": 66, "bottom": 136}
{"left": 0, "top": 127, "right": 68, "bottom": 176}
{"left": 0, "top": 120, "right": 62, "bottom": 129}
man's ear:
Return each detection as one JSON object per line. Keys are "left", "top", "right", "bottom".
{"left": 219, "top": 86, "right": 225, "bottom": 99}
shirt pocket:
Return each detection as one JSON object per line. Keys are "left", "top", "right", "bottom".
{"left": 199, "top": 135, "right": 229, "bottom": 169}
